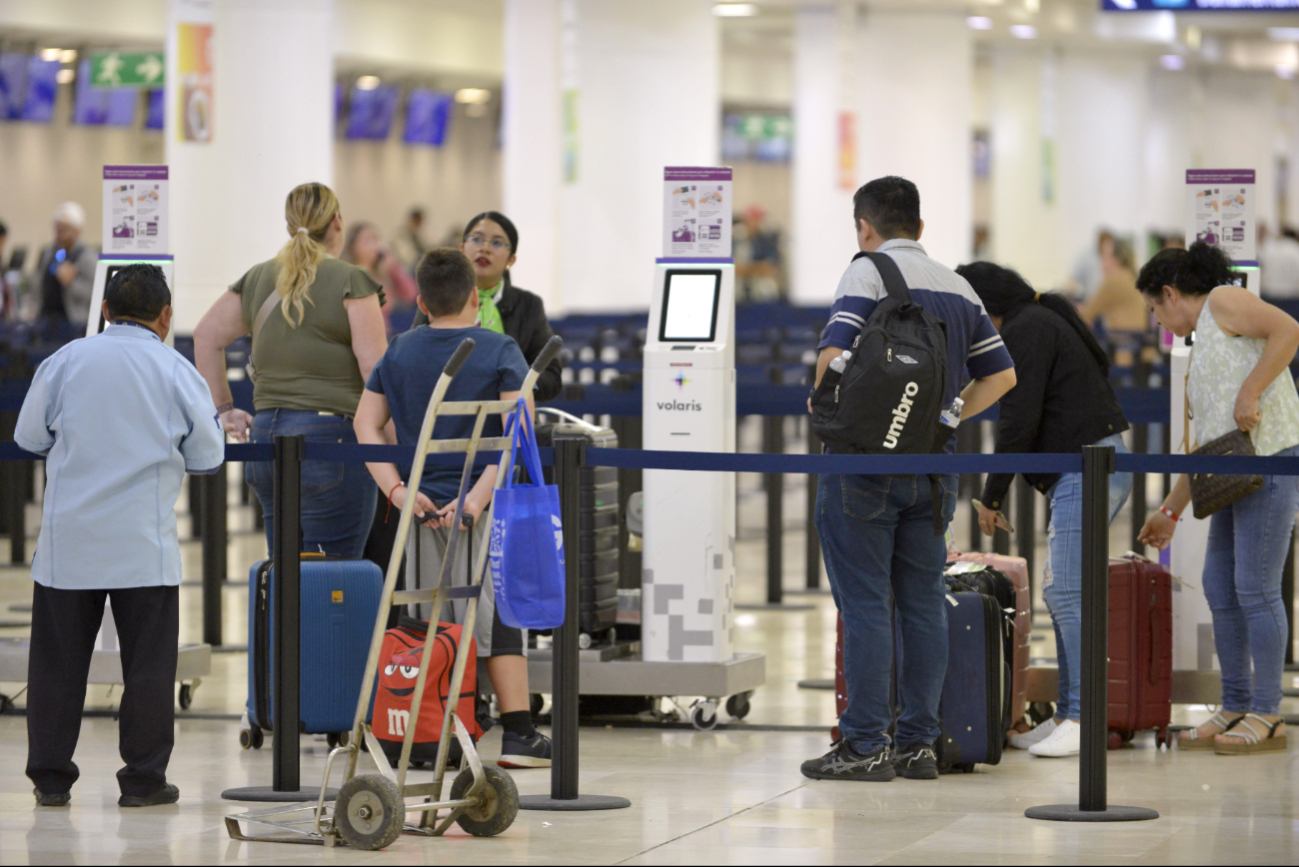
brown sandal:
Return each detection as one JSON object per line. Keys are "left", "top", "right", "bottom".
{"left": 1214, "top": 714, "right": 1287, "bottom": 755}
{"left": 1178, "top": 711, "right": 1241, "bottom": 751}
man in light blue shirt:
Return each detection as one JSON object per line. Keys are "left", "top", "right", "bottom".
{"left": 15, "top": 263, "right": 223, "bottom": 808}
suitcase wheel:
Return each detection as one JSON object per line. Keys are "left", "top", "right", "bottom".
{"left": 326, "top": 731, "right": 351, "bottom": 750}
{"left": 239, "top": 727, "right": 263, "bottom": 750}
{"left": 578, "top": 632, "right": 592, "bottom": 650}
{"left": 529, "top": 693, "right": 545, "bottom": 716}
{"left": 1107, "top": 731, "right": 1124, "bottom": 751}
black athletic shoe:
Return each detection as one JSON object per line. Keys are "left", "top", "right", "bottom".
{"left": 892, "top": 743, "right": 940, "bottom": 780}
{"left": 33, "top": 789, "right": 70, "bottom": 807}
{"left": 119, "top": 783, "right": 179, "bottom": 808}
{"left": 498, "top": 731, "right": 552, "bottom": 769}
{"left": 800, "top": 741, "right": 896, "bottom": 782}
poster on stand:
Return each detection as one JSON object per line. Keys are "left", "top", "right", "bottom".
{"left": 102, "top": 165, "right": 169, "bottom": 255}
{"left": 1186, "top": 169, "right": 1255, "bottom": 265}
{"left": 663, "top": 167, "right": 732, "bottom": 258}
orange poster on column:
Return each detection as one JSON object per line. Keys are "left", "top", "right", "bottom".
{"left": 176, "top": 22, "right": 213, "bottom": 142}
{"left": 837, "top": 112, "right": 856, "bottom": 191}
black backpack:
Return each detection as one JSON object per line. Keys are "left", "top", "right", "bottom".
{"left": 811, "top": 252, "right": 953, "bottom": 530}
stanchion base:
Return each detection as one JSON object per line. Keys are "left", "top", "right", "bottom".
{"left": 735, "top": 603, "right": 814, "bottom": 612}
{"left": 221, "top": 786, "right": 336, "bottom": 803}
{"left": 797, "top": 678, "right": 834, "bottom": 690}
{"left": 519, "top": 794, "right": 631, "bottom": 812}
{"left": 1025, "top": 804, "right": 1159, "bottom": 822}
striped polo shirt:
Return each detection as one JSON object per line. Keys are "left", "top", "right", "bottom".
{"left": 818, "top": 239, "right": 1015, "bottom": 411}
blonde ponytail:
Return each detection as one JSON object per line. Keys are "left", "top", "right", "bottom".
{"left": 273, "top": 182, "right": 340, "bottom": 327}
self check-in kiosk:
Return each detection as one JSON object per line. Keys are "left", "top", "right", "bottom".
{"left": 642, "top": 260, "right": 737, "bottom": 663}
{"left": 87, "top": 254, "right": 176, "bottom": 346}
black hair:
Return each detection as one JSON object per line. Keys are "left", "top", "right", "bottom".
{"left": 853, "top": 176, "right": 921, "bottom": 240}
{"left": 105, "top": 263, "right": 171, "bottom": 322}
{"left": 416, "top": 248, "right": 476, "bottom": 317}
{"left": 0, "top": 219, "right": 7, "bottom": 237}
{"left": 1136, "top": 241, "right": 1236, "bottom": 299}
{"left": 463, "top": 211, "right": 518, "bottom": 256}
{"left": 956, "top": 261, "right": 1111, "bottom": 374}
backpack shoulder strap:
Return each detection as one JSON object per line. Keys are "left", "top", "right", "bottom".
{"left": 852, "top": 251, "right": 913, "bottom": 305}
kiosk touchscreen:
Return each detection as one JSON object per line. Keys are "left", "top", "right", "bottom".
{"left": 641, "top": 262, "right": 736, "bottom": 663}
{"left": 87, "top": 254, "right": 175, "bottom": 346}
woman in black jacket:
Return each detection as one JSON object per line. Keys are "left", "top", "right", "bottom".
{"left": 411, "top": 211, "right": 563, "bottom": 401}
{"left": 956, "top": 262, "right": 1133, "bottom": 759}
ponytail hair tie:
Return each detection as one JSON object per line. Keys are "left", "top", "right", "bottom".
{"left": 1033, "top": 291, "right": 1042, "bottom": 303}
{"left": 296, "top": 226, "right": 309, "bottom": 235}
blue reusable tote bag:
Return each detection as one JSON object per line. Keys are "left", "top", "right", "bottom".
{"left": 490, "top": 402, "right": 566, "bottom": 629}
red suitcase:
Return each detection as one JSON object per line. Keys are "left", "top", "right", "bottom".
{"left": 949, "top": 552, "right": 1031, "bottom": 734}
{"left": 1107, "top": 555, "right": 1173, "bottom": 748}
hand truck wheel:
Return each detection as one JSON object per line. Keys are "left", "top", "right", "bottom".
{"left": 335, "top": 774, "right": 405, "bottom": 851}
{"left": 178, "top": 683, "right": 193, "bottom": 710}
{"left": 450, "top": 765, "right": 519, "bottom": 837}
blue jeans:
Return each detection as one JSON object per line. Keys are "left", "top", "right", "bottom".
{"left": 816, "top": 472, "right": 958, "bottom": 755}
{"left": 246, "top": 409, "right": 377, "bottom": 559}
{"left": 1044, "top": 433, "right": 1133, "bottom": 721}
{"left": 1202, "top": 445, "right": 1299, "bottom": 716}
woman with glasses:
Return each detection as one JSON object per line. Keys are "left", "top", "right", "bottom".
{"left": 411, "top": 211, "right": 563, "bottom": 400}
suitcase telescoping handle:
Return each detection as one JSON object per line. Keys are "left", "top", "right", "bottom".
{"left": 443, "top": 337, "right": 477, "bottom": 378}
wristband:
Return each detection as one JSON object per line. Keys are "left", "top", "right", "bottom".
{"left": 385, "top": 482, "right": 405, "bottom": 523}
{"left": 1159, "top": 506, "right": 1180, "bottom": 522}
{"left": 215, "top": 402, "right": 234, "bottom": 414}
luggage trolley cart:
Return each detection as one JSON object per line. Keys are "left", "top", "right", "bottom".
{"left": 225, "top": 335, "right": 562, "bottom": 851}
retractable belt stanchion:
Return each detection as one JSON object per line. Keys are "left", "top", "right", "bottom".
{"left": 520, "top": 435, "right": 630, "bottom": 812}
{"left": 223, "top": 434, "right": 334, "bottom": 803}
{"left": 805, "top": 425, "right": 822, "bottom": 591}
{"left": 1026, "top": 445, "right": 1158, "bottom": 823}
{"left": 201, "top": 467, "right": 227, "bottom": 647}
{"left": 1015, "top": 475, "right": 1035, "bottom": 580}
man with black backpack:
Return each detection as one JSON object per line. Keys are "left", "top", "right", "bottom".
{"left": 802, "top": 177, "right": 1017, "bottom": 782}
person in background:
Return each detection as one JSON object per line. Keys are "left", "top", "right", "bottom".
{"left": 356, "top": 248, "right": 552, "bottom": 769}
{"left": 193, "top": 182, "right": 388, "bottom": 558}
{"left": 1258, "top": 224, "right": 1299, "bottom": 301}
{"left": 804, "top": 176, "right": 1016, "bottom": 783}
{"left": 342, "top": 221, "right": 420, "bottom": 332}
{"left": 32, "top": 202, "right": 97, "bottom": 329}
{"left": 391, "top": 206, "right": 429, "bottom": 272}
{"left": 735, "top": 204, "right": 783, "bottom": 302}
{"left": 1138, "top": 242, "right": 1299, "bottom": 757}
{"left": 1066, "top": 228, "right": 1114, "bottom": 302}
{"left": 16, "top": 264, "right": 224, "bottom": 808}
{"left": 958, "top": 262, "right": 1132, "bottom": 758}
{"left": 1080, "top": 236, "right": 1149, "bottom": 367}
{"left": 411, "top": 212, "right": 562, "bottom": 402}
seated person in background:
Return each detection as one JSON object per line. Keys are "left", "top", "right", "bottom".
{"left": 1079, "top": 237, "right": 1149, "bottom": 367}
{"left": 15, "top": 264, "right": 224, "bottom": 808}
{"left": 354, "top": 248, "right": 552, "bottom": 769}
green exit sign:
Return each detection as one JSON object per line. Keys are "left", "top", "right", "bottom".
{"left": 88, "top": 52, "right": 165, "bottom": 89}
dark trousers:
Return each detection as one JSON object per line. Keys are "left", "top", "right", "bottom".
{"left": 26, "top": 583, "right": 179, "bottom": 797}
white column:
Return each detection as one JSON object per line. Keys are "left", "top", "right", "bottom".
{"left": 789, "top": 4, "right": 857, "bottom": 304}
{"left": 556, "top": 0, "right": 719, "bottom": 313}
{"left": 166, "top": 0, "right": 333, "bottom": 331}
{"left": 502, "top": 0, "right": 562, "bottom": 310}
{"left": 855, "top": 10, "right": 972, "bottom": 270}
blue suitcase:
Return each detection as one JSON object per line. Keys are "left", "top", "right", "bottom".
{"left": 241, "top": 557, "right": 383, "bottom": 748}
{"left": 936, "top": 584, "right": 1007, "bottom": 771}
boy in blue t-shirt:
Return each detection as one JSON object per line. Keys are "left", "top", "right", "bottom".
{"left": 355, "top": 248, "right": 549, "bottom": 769}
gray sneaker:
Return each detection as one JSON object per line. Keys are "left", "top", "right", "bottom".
{"left": 892, "top": 743, "right": 940, "bottom": 779}
{"left": 119, "top": 783, "right": 179, "bottom": 808}
{"left": 34, "top": 789, "right": 70, "bottom": 807}
{"left": 800, "top": 741, "right": 896, "bottom": 782}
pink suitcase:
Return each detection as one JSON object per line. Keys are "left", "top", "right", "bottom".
{"left": 949, "top": 552, "right": 1031, "bottom": 733}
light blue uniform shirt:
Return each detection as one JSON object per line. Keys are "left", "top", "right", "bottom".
{"left": 14, "top": 323, "right": 225, "bottom": 589}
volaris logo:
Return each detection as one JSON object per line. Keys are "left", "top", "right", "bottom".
{"left": 674, "top": 372, "right": 690, "bottom": 389}
{"left": 656, "top": 400, "right": 702, "bottom": 412}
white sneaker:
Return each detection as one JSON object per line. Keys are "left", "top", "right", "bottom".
{"left": 1029, "top": 719, "right": 1081, "bottom": 757}
{"left": 1009, "top": 717, "right": 1058, "bottom": 750}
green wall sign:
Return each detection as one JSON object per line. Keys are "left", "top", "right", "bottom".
{"left": 88, "top": 52, "right": 165, "bottom": 89}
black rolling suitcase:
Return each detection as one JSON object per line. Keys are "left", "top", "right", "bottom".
{"left": 535, "top": 412, "right": 620, "bottom": 645}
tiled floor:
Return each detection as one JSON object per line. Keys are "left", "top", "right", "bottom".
{"left": 1, "top": 455, "right": 1297, "bottom": 864}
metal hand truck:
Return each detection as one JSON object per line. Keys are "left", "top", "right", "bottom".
{"left": 225, "top": 335, "right": 562, "bottom": 850}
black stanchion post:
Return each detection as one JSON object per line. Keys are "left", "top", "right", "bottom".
{"left": 223, "top": 435, "right": 328, "bottom": 803}
{"left": 764, "top": 408, "right": 784, "bottom": 604}
{"left": 806, "top": 425, "right": 822, "bottom": 591}
{"left": 4, "top": 460, "right": 24, "bottom": 565}
{"left": 201, "top": 466, "right": 227, "bottom": 647}
{"left": 1015, "top": 475, "right": 1035, "bottom": 578}
{"left": 188, "top": 476, "right": 203, "bottom": 540}
{"left": 520, "top": 435, "right": 630, "bottom": 812}
{"left": 1026, "top": 444, "right": 1158, "bottom": 823}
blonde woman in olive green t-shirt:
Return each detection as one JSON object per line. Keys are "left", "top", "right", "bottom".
{"left": 194, "top": 183, "right": 389, "bottom": 557}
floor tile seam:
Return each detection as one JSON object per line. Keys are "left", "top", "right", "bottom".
{"left": 609, "top": 781, "right": 809, "bottom": 865}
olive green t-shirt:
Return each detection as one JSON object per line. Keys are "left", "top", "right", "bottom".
{"left": 230, "top": 257, "right": 384, "bottom": 417}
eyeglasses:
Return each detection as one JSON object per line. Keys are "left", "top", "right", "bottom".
{"left": 464, "top": 234, "right": 511, "bottom": 252}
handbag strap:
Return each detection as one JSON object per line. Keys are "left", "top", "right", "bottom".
{"left": 505, "top": 398, "right": 546, "bottom": 487}
{"left": 246, "top": 289, "right": 281, "bottom": 378}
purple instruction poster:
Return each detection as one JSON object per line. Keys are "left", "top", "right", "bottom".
{"left": 1186, "top": 169, "right": 1255, "bottom": 265}
{"left": 663, "top": 166, "right": 732, "bottom": 258}
{"left": 103, "top": 165, "right": 169, "bottom": 255}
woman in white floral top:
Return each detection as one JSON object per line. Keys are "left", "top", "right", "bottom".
{"left": 1138, "top": 241, "right": 1299, "bottom": 757}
